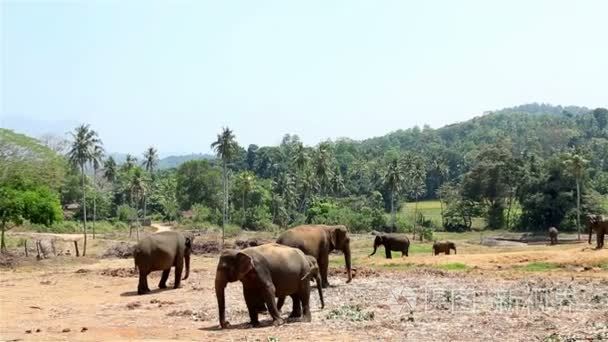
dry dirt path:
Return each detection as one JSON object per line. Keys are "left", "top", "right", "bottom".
{"left": 150, "top": 222, "right": 172, "bottom": 233}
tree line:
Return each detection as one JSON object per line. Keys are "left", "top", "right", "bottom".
{"left": 1, "top": 104, "right": 607, "bottom": 252}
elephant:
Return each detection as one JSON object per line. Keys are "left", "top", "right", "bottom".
{"left": 587, "top": 215, "right": 607, "bottom": 249}
{"left": 277, "top": 254, "right": 324, "bottom": 311}
{"left": 215, "top": 243, "right": 317, "bottom": 328}
{"left": 133, "top": 231, "right": 191, "bottom": 295}
{"left": 432, "top": 241, "right": 456, "bottom": 255}
{"left": 368, "top": 233, "right": 410, "bottom": 258}
{"left": 276, "top": 224, "right": 352, "bottom": 288}
{"left": 548, "top": 227, "right": 559, "bottom": 245}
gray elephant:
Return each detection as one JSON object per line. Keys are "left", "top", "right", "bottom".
{"left": 133, "top": 231, "right": 191, "bottom": 295}
{"left": 548, "top": 227, "right": 559, "bottom": 245}
{"left": 588, "top": 214, "right": 607, "bottom": 249}
{"left": 277, "top": 224, "right": 352, "bottom": 288}
{"left": 368, "top": 233, "right": 410, "bottom": 258}
{"left": 432, "top": 241, "right": 456, "bottom": 255}
{"left": 277, "top": 254, "right": 324, "bottom": 311}
{"left": 215, "top": 243, "right": 317, "bottom": 328}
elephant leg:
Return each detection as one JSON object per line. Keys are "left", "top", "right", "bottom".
{"left": 277, "top": 296, "right": 286, "bottom": 312}
{"left": 261, "top": 283, "right": 283, "bottom": 326}
{"left": 301, "top": 290, "right": 311, "bottom": 323}
{"left": 158, "top": 269, "right": 170, "bottom": 289}
{"left": 385, "top": 246, "right": 392, "bottom": 259}
{"left": 174, "top": 258, "right": 183, "bottom": 289}
{"left": 138, "top": 269, "right": 150, "bottom": 295}
{"left": 243, "top": 287, "right": 260, "bottom": 326}
{"left": 319, "top": 254, "right": 330, "bottom": 289}
{"left": 288, "top": 294, "right": 302, "bottom": 318}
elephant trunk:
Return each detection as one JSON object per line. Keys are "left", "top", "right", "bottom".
{"left": 183, "top": 252, "right": 190, "bottom": 280}
{"left": 453, "top": 246, "right": 457, "bottom": 255}
{"left": 215, "top": 273, "right": 228, "bottom": 328}
{"left": 343, "top": 241, "right": 352, "bottom": 283}
{"left": 316, "top": 273, "right": 324, "bottom": 309}
{"left": 368, "top": 242, "right": 379, "bottom": 257}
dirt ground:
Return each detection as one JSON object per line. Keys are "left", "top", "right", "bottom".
{"left": 1, "top": 232, "right": 607, "bottom": 342}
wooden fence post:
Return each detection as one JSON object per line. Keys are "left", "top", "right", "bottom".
{"left": 51, "top": 240, "right": 56, "bottom": 256}
{"left": 24, "top": 240, "right": 28, "bottom": 257}
{"left": 74, "top": 240, "right": 80, "bottom": 257}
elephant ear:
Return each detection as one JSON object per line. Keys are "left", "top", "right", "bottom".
{"left": 332, "top": 226, "right": 348, "bottom": 249}
{"left": 235, "top": 252, "right": 255, "bottom": 280}
{"left": 185, "top": 236, "right": 192, "bottom": 250}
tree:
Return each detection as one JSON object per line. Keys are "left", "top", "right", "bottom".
{"left": 103, "top": 156, "right": 117, "bottom": 182}
{"left": 67, "top": 124, "right": 102, "bottom": 256}
{"left": 314, "top": 142, "right": 334, "bottom": 195}
{"left": 383, "top": 156, "right": 405, "bottom": 230}
{"left": 563, "top": 152, "right": 589, "bottom": 240}
{"left": 405, "top": 154, "right": 427, "bottom": 240}
{"left": 175, "top": 160, "right": 222, "bottom": 210}
{"left": 0, "top": 187, "right": 23, "bottom": 253}
{"left": 431, "top": 157, "right": 450, "bottom": 227}
{"left": 123, "top": 154, "right": 137, "bottom": 172}
{"left": 91, "top": 145, "right": 104, "bottom": 239}
{"left": 142, "top": 146, "right": 158, "bottom": 221}
{"left": 129, "top": 168, "right": 147, "bottom": 239}
{"left": 211, "top": 127, "right": 239, "bottom": 246}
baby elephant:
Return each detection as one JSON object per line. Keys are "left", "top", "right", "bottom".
{"left": 278, "top": 255, "right": 324, "bottom": 311}
{"left": 369, "top": 233, "right": 410, "bottom": 259}
{"left": 432, "top": 241, "right": 456, "bottom": 255}
{"left": 133, "top": 231, "right": 192, "bottom": 295}
{"left": 548, "top": 227, "right": 559, "bottom": 245}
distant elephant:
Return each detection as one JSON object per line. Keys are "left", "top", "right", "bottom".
{"left": 432, "top": 241, "right": 457, "bottom": 255}
{"left": 548, "top": 227, "right": 559, "bottom": 245}
{"left": 277, "top": 225, "right": 352, "bottom": 288}
{"left": 587, "top": 215, "right": 607, "bottom": 249}
{"left": 277, "top": 254, "right": 324, "bottom": 311}
{"left": 215, "top": 243, "right": 317, "bottom": 328}
{"left": 133, "top": 231, "right": 191, "bottom": 295}
{"left": 368, "top": 233, "right": 410, "bottom": 258}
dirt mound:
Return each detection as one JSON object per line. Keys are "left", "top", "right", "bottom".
{"left": 101, "top": 242, "right": 135, "bottom": 259}
{"left": 99, "top": 267, "right": 137, "bottom": 277}
{"left": 0, "top": 252, "right": 17, "bottom": 268}
{"left": 191, "top": 239, "right": 235, "bottom": 255}
{"left": 234, "top": 238, "right": 271, "bottom": 249}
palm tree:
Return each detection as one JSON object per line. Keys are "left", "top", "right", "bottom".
{"left": 123, "top": 154, "right": 137, "bottom": 171}
{"left": 314, "top": 143, "right": 334, "bottom": 195}
{"left": 564, "top": 153, "right": 589, "bottom": 240}
{"left": 103, "top": 157, "right": 117, "bottom": 182}
{"left": 383, "top": 156, "right": 405, "bottom": 231}
{"left": 235, "top": 171, "right": 255, "bottom": 214}
{"left": 91, "top": 145, "right": 104, "bottom": 239}
{"left": 141, "top": 147, "right": 158, "bottom": 222}
{"left": 293, "top": 142, "right": 309, "bottom": 172}
{"left": 211, "top": 127, "right": 239, "bottom": 247}
{"left": 432, "top": 157, "right": 449, "bottom": 227}
{"left": 67, "top": 124, "right": 102, "bottom": 256}
{"left": 129, "top": 168, "right": 147, "bottom": 240}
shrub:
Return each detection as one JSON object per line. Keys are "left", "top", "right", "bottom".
{"left": 117, "top": 205, "right": 137, "bottom": 222}
{"left": 224, "top": 224, "right": 241, "bottom": 238}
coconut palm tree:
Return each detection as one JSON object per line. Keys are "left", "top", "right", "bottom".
{"left": 103, "top": 156, "right": 117, "bottom": 182}
{"left": 91, "top": 145, "right": 105, "bottom": 239}
{"left": 123, "top": 154, "right": 137, "bottom": 171}
{"left": 314, "top": 143, "right": 333, "bottom": 195}
{"left": 383, "top": 156, "right": 405, "bottom": 231}
{"left": 67, "top": 124, "right": 102, "bottom": 256}
{"left": 129, "top": 168, "right": 147, "bottom": 240}
{"left": 211, "top": 127, "right": 239, "bottom": 246}
{"left": 564, "top": 152, "right": 589, "bottom": 240}
{"left": 141, "top": 147, "right": 158, "bottom": 222}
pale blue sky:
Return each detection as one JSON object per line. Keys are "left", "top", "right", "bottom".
{"left": 1, "top": 0, "right": 607, "bottom": 155}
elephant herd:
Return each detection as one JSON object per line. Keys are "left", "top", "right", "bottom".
{"left": 132, "top": 218, "right": 606, "bottom": 329}
{"left": 132, "top": 225, "right": 352, "bottom": 328}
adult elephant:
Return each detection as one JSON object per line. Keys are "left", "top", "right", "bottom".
{"left": 215, "top": 243, "right": 317, "bottom": 328}
{"left": 588, "top": 215, "right": 607, "bottom": 249}
{"left": 133, "top": 231, "right": 191, "bottom": 295}
{"left": 432, "top": 241, "right": 457, "bottom": 255}
{"left": 276, "top": 225, "right": 352, "bottom": 288}
{"left": 368, "top": 233, "right": 410, "bottom": 258}
{"left": 548, "top": 227, "right": 559, "bottom": 245}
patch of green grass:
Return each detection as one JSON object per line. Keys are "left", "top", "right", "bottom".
{"left": 380, "top": 262, "right": 416, "bottom": 270}
{"left": 326, "top": 304, "right": 374, "bottom": 321}
{"left": 595, "top": 262, "right": 608, "bottom": 270}
{"left": 436, "top": 262, "right": 469, "bottom": 271}
{"left": 517, "top": 262, "right": 560, "bottom": 272}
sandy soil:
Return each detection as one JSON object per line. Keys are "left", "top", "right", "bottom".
{"left": 1, "top": 248, "right": 607, "bottom": 342}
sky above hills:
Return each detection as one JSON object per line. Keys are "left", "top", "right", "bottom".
{"left": 1, "top": 0, "right": 607, "bottom": 155}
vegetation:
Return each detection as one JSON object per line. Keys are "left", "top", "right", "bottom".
{"left": 1, "top": 104, "right": 607, "bottom": 251}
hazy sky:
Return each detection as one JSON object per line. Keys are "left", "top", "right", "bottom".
{"left": 2, "top": 1, "right": 607, "bottom": 155}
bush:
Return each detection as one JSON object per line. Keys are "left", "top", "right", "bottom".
{"left": 306, "top": 200, "right": 386, "bottom": 233}
{"left": 224, "top": 224, "right": 242, "bottom": 238}
{"left": 117, "top": 205, "right": 137, "bottom": 222}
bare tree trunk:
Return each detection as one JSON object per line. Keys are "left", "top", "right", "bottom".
{"left": 51, "top": 240, "right": 56, "bottom": 256}
{"left": 576, "top": 180, "right": 581, "bottom": 241}
{"left": 81, "top": 164, "right": 88, "bottom": 257}
{"left": 74, "top": 240, "right": 80, "bottom": 257}
{"left": 390, "top": 190, "right": 395, "bottom": 232}
{"left": 0, "top": 221, "right": 6, "bottom": 253}
{"left": 439, "top": 195, "right": 445, "bottom": 228}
